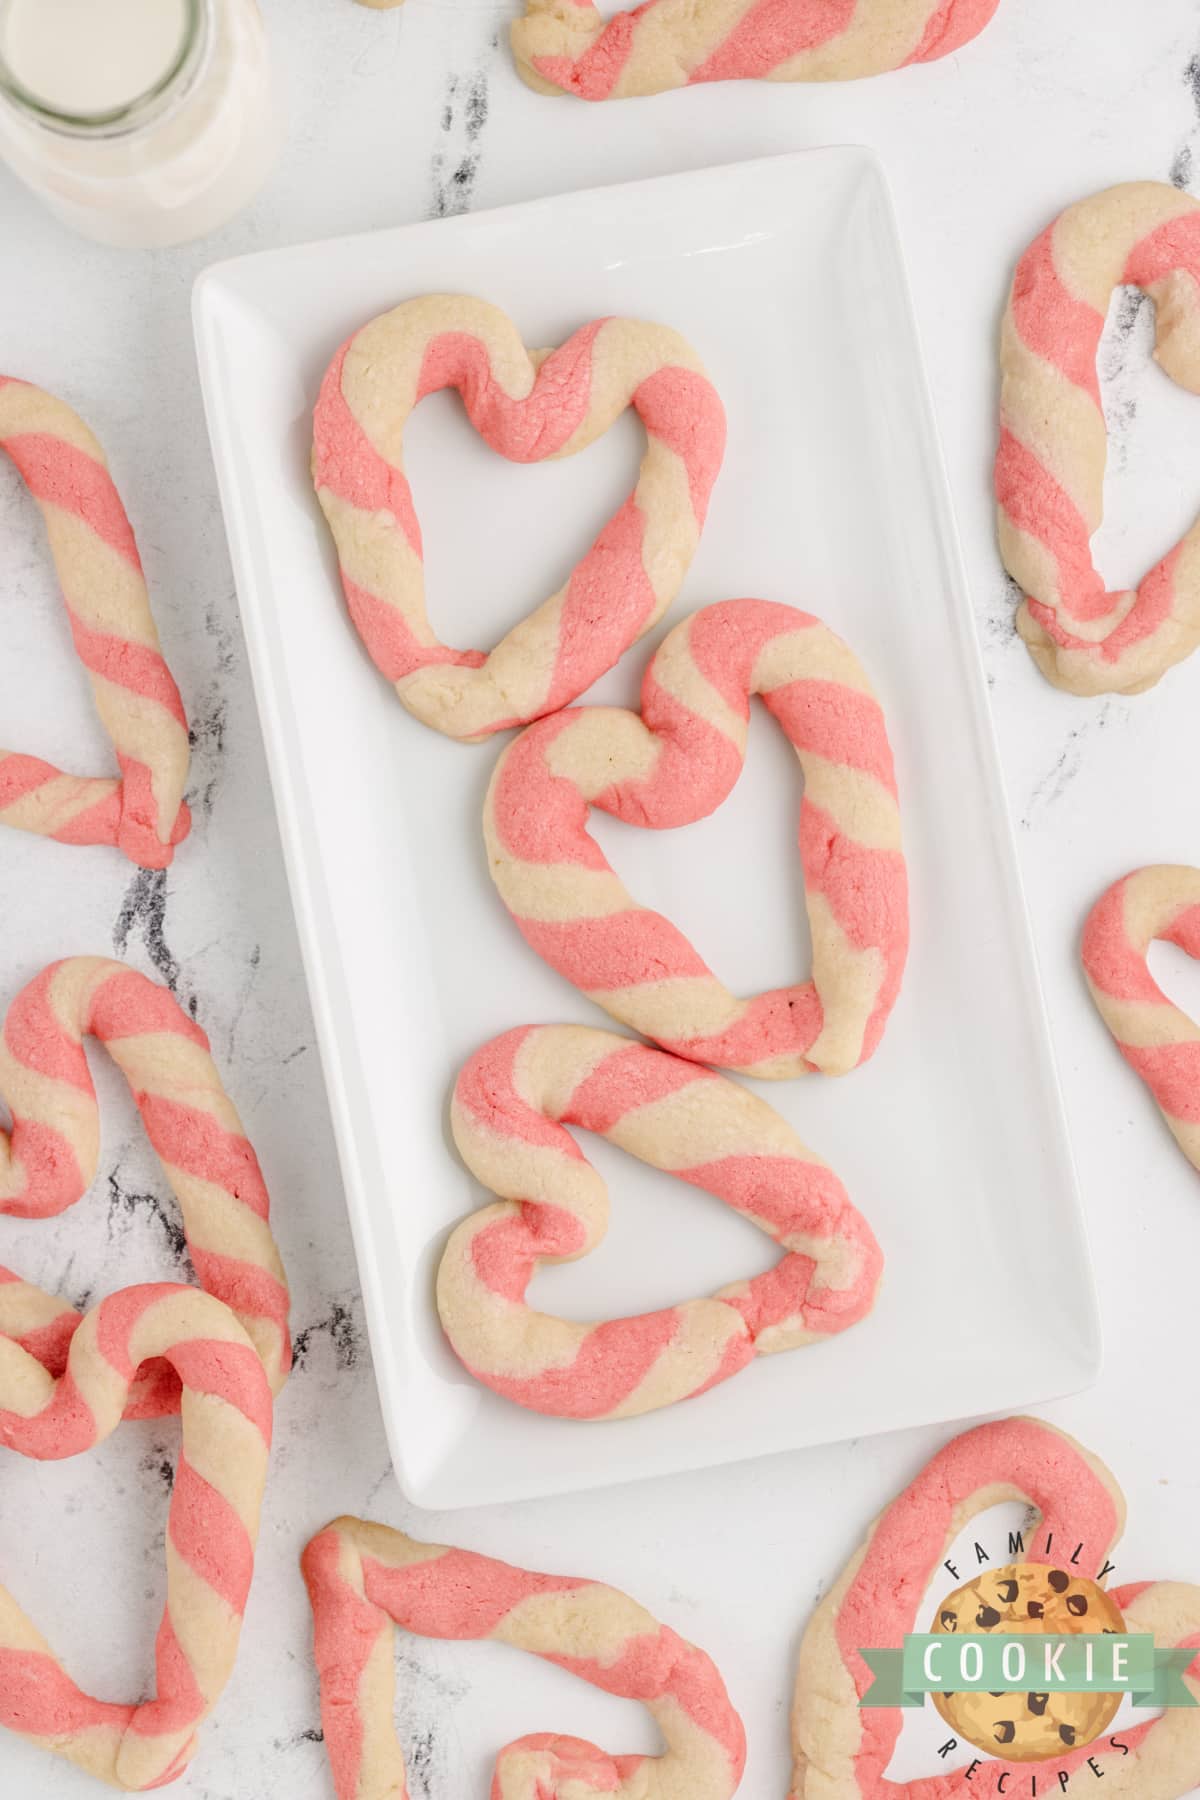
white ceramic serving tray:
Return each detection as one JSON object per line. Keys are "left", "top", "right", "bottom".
{"left": 194, "top": 148, "right": 1100, "bottom": 1511}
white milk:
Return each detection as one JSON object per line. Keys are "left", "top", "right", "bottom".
{"left": 0, "top": 0, "right": 281, "bottom": 247}
{"left": 3, "top": 0, "right": 191, "bottom": 116}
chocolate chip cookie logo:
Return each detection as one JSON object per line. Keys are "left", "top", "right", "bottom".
{"left": 928, "top": 1563, "right": 1126, "bottom": 1761}
{"left": 859, "top": 1535, "right": 1198, "bottom": 1791}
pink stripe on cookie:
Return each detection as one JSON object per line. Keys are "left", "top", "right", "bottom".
{"left": 542, "top": 498, "right": 656, "bottom": 716}
{"left": 516, "top": 909, "right": 713, "bottom": 991}
{"left": 169, "top": 1457, "right": 257, "bottom": 1612}
{"left": 3, "top": 432, "right": 141, "bottom": 568}
{"left": 690, "top": 0, "right": 857, "bottom": 86}
{"left": 416, "top": 322, "right": 601, "bottom": 457}
{"left": 0, "top": 1650, "right": 133, "bottom": 1740}
{"left": 67, "top": 616, "right": 188, "bottom": 728}
{"left": 339, "top": 573, "right": 486, "bottom": 684}
{"left": 568, "top": 1040, "right": 717, "bottom": 1132}
{"left": 363, "top": 1549, "right": 582, "bottom": 1638}
{"left": 1009, "top": 224, "right": 1105, "bottom": 405}
{"left": 311, "top": 342, "right": 424, "bottom": 553}
{"left": 471, "top": 1311, "right": 687, "bottom": 1419}
{"left": 995, "top": 426, "right": 1105, "bottom": 621}
{"left": 904, "top": 0, "right": 1002, "bottom": 61}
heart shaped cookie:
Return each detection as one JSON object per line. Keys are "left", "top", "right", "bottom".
{"left": 0, "top": 379, "right": 191, "bottom": 865}
{"left": 312, "top": 294, "right": 725, "bottom": 741}
{"left": 998, "top": 182, "right": 1200, "bottom": 696}
{"left": 437, "top": 1024, "right": 882, "bottom": 1419}
{"left": 1083, "top": 865, "right": 1200, "bottom": 1173}
{"left": 0, "top": 1281, "right": 273, "bottom": 1790}
{"left": 303, "top": 1514, "right": 746, "bottom": 1800}
{"left": 0, "top": 957, "right": 290, "bottom": 1406}
{"left": 485, "top": 598, "right": 908, "bottom": 1079}
{"left": 790, "top": 1417, "right": 1200, "bottom": 1798}
{"left": 511, "top": 0, "right": 1001, "bottom": 100}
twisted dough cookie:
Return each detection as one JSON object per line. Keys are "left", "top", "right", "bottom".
{"left": 1083, "top": 866, "right": 1200, "bottom": 1173}
{"left": 438, "top": 1024, "right": 882, "bottom": 1419}
{"left": 0, "top": 379, "right": 190, "bottom": 865}
{"left": 313, "top": 295, "right": 725, "bottom": 741}
{"left": 790, "top": 1416, "right": 1200, "bottom": 1799}
{"left": 302, "top": 1515, "right": 747, "bottom": 1800}
{"left": 486, "top": 599, "right": 908, "bottom": 1079}
{"left": 0, "top": 1282, "right": 273, "bottom": 1791}
{"left": 0, "top": 958, "right": 290, "bottom": 1405}
{"left": 512, "top": 0, "right": 1000, "bottom": 100}
{"left": 998, "top": 182, "right": 1200, "bottom": 696}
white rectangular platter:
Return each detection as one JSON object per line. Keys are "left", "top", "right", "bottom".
{"left": 194, "top": 148, "right": 1100, "bottom": 1511}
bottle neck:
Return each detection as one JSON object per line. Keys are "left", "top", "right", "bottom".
{"left": 0, "top": 0, "right": 210, "bottom": 141}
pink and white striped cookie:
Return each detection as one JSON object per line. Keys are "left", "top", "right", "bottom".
{"left": 998, "top": 182, "right": 1200, "bottom": 696}
{"left": 0, "top": 379, "right": 191, "bottom": 865}
{"left": 0, "top": 958, "right": 290, "bottom": 1405}
{"left": 313, "top": 295, "right": 725, "bottom": 741}
{"left": 437, "top": 1024, "right": 882, "bottom": 1419}
{"left": 0, "top": 1265, "right": 78, "bottom": 1384}
{"left": 512, "top": 0, "right": 1000, "bottom": 100}
{"left": 790, "top": 1416, "right": 1200, "bottom": 1799}
{"left": 0, "top": 1281, "right": 273, "bottom": 1791}
{"left": 485, "top": 598, "right": 908, "bottom": 1080}
{"left": 302, "top": 1514, "right": 746, "bottom": 1800}
{"left": 1083, "top": 865, "right": 1200, "bottom": 1173}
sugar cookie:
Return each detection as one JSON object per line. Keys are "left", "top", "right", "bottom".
{"left": 437, "top": 1024, "right": 882, "bottom": 1419}
{"left": 0, "top": 378, "right": 190, "bottom": 865}
{"left": 790, "top": 1416, "right": 1200, "bottom": 1799}
{"left": 512, "top": 0, "right": 1001, "bottom": 100}
{"left": 302, "top": 1515, "right": 746, "bottom": 1800}
{"left": 1083, "top": 865, "right": 1200, "bottom": 1173}
{"left": 998, "top": 182, "right": 1200, "bottom": 695}
{"left": 485, "top": 598, "right": 908, "bottom": 1079}
{"left": 0, "top": 1283, "right": 272, "bottom": 1790}
{"left": 0, "top": 957, "right": 290, "bottom": 1405}
{"left": 313, "top": 295, "right": 725, "bottom": 741}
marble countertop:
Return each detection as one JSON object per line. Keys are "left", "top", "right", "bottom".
{"left": 3, "top": 1, "right": 1200, "bottom": 1794}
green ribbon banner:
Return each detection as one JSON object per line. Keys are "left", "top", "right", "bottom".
{"left": 860, "top": 1635, "right": 1199, "bottom": 1710}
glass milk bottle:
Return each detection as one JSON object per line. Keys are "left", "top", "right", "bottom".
{"left": 0, "top": 0, "right": 281, "bottom": 247}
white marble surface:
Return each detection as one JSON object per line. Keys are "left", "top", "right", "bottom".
{"left": 3, "top": 1, "right": 1200, "bottom": 1795}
